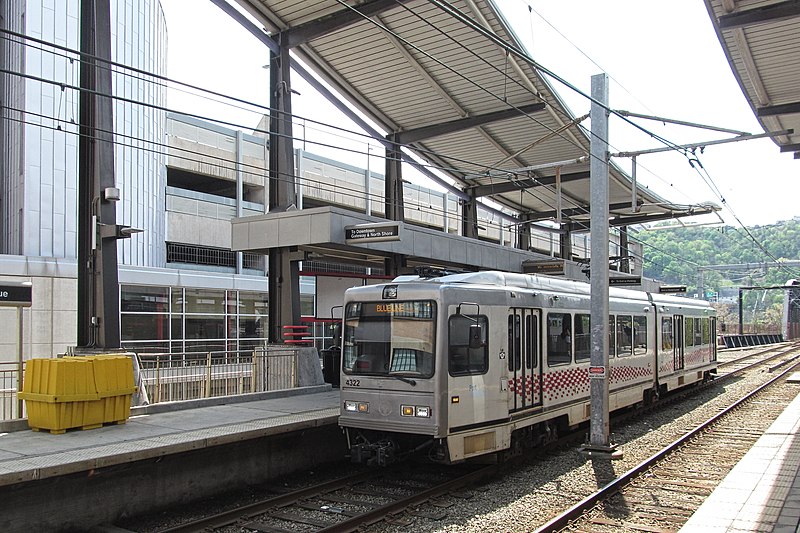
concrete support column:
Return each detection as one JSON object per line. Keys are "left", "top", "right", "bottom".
{"left": 384, "top": 134, "right": 405, "bottom": 275}
{"left": 517, "top": 213, "right": 531, "bottom": 251}
{"left": 619, "top": 225, "right": 630, "bottom": 273}
{"left": 462, "top": 191, "right": 479, "bottom": 239}
{"left": 559, "top": 225, "right": 573, "bottom": 261}
{"left": 384, "top": 134, "right": 404, "bottom": 222}
{"left": 77, "top": 0, "right": 121, "bottom": 350}
{"left": 267, "top": 35, "right": 300, "bottom": 343}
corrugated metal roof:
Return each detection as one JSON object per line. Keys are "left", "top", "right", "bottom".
{"left": 704, "top": 0, "right": 800, "bottom": 157}
{"left": 234, "top": 0, "right": 720, "bottom": 227}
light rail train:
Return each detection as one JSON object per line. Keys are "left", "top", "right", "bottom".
{"left": 338, "top": 270, "right": 717, "bottom": 465}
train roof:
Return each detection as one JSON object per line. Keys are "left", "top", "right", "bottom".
{"left": 390, "top": 271, "right": 712, "bottom": 311}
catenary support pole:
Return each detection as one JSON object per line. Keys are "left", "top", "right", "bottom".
{"left": 585, "top": 73, "right": 618, "bottom": 457}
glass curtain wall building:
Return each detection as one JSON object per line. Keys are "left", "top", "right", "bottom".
{"left": 0, "top": 0, "right": 166, "bottom": 264}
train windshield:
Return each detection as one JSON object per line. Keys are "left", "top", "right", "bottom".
{"left": 342, "top": 301, "right": 436, "bottom": 378}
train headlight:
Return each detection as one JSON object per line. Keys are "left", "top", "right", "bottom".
{"left": 344, "top": 400, "right": 369, "bottom": 413}
{"left": 401, "top": 404, "right": 431, "bottom": 417}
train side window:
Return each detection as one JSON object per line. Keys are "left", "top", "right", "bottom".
{"left": 617, "top": 315, "right": 633, "bottom": 357}
{"left": 525, "top": 314, "right": 537, "bottom": 369}
{"left": 662, "top": 317, "right": 674, "bottom": 350}
{"left": 694, "top": 317, "right": 703, "bottom": 345}
{"left": 449, "top": 314, "right": 488, "bottom": 376}
{"left": 547, "top": 312, "right": 572, "bottom": 366}
{"left": 702, "top": 317, "right": 710, "bottom": 344}
{"left": 574, "top": 314, "right": 591, "bottom": 362}
{"left": 609, "top": 315, "right": 616, "bottom": 358}
{"left": 508, "top": 314, "right": 521, "bottom": 372}
{"left": 685, "top": 317, "right": 694, "bottom": 347}
{"left": 633, "top": 316, "right": 648, "bottom": 355}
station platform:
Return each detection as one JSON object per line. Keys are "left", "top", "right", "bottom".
{"left": 0, "top": 385, "right": 343, "bottom": 532}
{"left": 0, "top": 385, "right": 340, "bottom": 488}
{"left": 681, "top": 383, "right": 800, "bottom": 532}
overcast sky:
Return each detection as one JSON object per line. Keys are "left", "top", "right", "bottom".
{"left": 159, "top": 0, "right": 798, "bottom": 227}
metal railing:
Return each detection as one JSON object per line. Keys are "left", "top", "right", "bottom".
{"left": 0, "top": 346, "right": 303, "bottom": 421}
{"left": 0, "top": 362, "right": 23, "bottom": 420}
{"left": 135, "top": 346, "right": 299, "bottom": 405}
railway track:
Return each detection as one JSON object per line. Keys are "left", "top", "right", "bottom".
{"left": 154, "top": 461, "right": 498, "bottom": 532}
{"left": 120, "top": 344, "right": 800, "bottom": 533}
{"left": 537, "top": 344, "right": 800, "bottom": 532}
{"left": 717, "top": 340, "right": 800, "bottom": 374}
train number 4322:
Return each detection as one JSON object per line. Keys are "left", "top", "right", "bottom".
{"left": 345, "top": 379, "right": 361, "bottom": 387}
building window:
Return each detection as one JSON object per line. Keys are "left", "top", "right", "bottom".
{"left": 121, "top": 285, "right": 269, "bottom": 354}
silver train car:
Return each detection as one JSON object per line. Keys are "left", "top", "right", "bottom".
{"left": 338, "top": 271, "right": 717, "bottom": 465}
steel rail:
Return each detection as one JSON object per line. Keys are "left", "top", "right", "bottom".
{"left": 716, "top": 341, "right": 800, "bottom": 377}
{"left": 317, "top": 463, "right": 499, "bottom": 532}
{"left": 156, "top": 468, "right": 381, "bottom": 533}
{"left": 535, "top": 348, "right": 800, "bottom": 532}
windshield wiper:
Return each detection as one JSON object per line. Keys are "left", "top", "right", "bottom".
{"left": 388, "top": 375, "right": 417, "bottom": 386}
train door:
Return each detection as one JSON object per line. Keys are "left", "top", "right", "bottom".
{"left": 674, "top": 315, "right": 685, "bottom": 370}
{"left": 507, "top": 308, "right": 542, "bottom": 412}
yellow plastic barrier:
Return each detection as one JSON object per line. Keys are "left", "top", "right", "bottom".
{"left": 19, "top": 355, "right": 137, "bottom": 434}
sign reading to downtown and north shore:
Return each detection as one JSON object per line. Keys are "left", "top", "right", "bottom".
{"left": 345, "top": 222, "right": 401, "bottom": 244}
{"left": 608, "top": 276, "right": 642, "bottom": 287}
{"left": 0, "top": 283, "right": 32, "bottom": 307}
{"left": 659, "top": 285, "right": 688, "bottom": 294}
{"left": 522, "top": 259, "right": 565, "bottom": 275}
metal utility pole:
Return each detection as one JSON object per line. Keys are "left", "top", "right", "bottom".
{"left": 77, "top": 0, "right": 121, "bottom": 350}
{"left": 584, "top": 73, "right": 619, "bottom": 457}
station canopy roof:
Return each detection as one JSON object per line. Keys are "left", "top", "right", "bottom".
{"left": 704, "top": 0, "right": 800, "bottom": 159}
{"left": 231, "top": 0, "right": 720, "bottom": 230}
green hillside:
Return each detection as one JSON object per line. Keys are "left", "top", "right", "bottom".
{"left": 633, "top": 218, "right": 800, "bottom": 331}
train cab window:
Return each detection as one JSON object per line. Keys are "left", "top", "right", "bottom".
{"left": 547, "top": 313, "right": 572, "bottom": 366}
{"left": 574, "top": 314, "right": 591, "bottom": 362}
{"left": 633, "top": 316, "right": 648, "bottom": 355}
{"left": 342, "top": 301, "right": 436, "bottom": 378}
{"left": 662, "top": 317, "right": 674, "bottom": 350}
{"left": 617, "top": 315, "right": 633, "bottom": 357}
{"left": 449, "top": 314, "right": 488, "bottom": 376}
{"left": 685, "top": 317, "right": 695, "bottom": 347}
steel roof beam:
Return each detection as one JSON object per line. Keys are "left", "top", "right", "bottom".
{"left": 718, "top": 0, "right": 800, "bottom": 29}
{"left": 756, "top": 101, "right": 800, "bottom": 117}
{"left": 525, "top": 201, "right": 637, "bottom": 223}
{"left": 779, "top": 143, "right": 800, "bottom": 152}
{"left": 281, "top": 0, "right": 414, "bottom": 48}
{"left": 567, "top": 208, "right": 720, "bottom": 234}
{"left": 470, "top": 170, "right": 588, "bottom": 197}
{"left": 393, "top": 103, "right": 546, "bottom": 144}
{"left": 608, "top": 208, "right": 719, "bottom": 228}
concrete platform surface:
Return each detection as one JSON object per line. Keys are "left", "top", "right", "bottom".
{"left": 0, "top": 386, "right": 340, "bottom": 487}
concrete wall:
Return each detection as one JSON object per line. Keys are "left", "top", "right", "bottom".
{"left": 0, "top": 424, "right": 347, "bottom": 533}
{"left": 0, "top": 259, "right": 78, "bottom": 362}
